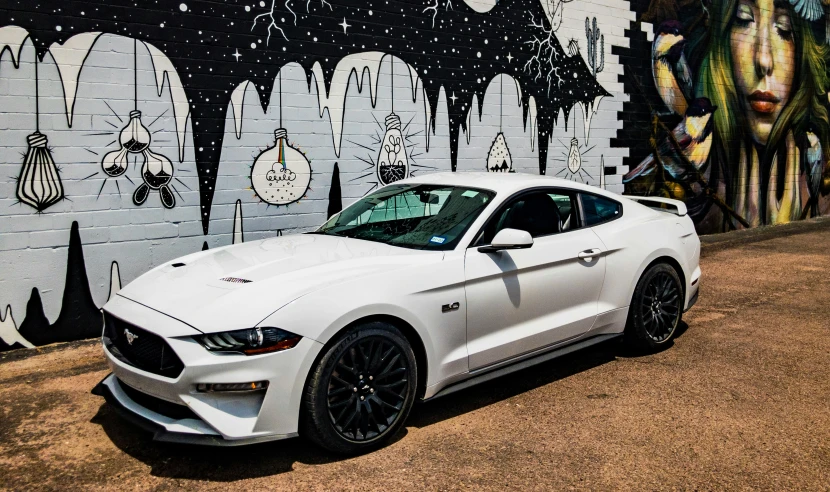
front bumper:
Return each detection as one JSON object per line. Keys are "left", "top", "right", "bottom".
{"left": 95, "top": 299, "right": 324, "bottom": 446}
{"left": 685, "top": 265, "right": 701, "bottom": 312}
{"left": 92, "top": 374, "right": 288, "bottom": 446}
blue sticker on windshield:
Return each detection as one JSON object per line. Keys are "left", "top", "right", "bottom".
{"left": 429, "top": 236, "right": 446, "bottom": 244}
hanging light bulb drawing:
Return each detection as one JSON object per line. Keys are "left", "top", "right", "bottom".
{"left": 122, "top": 110, "right": 151, "bottom": 152}
{"left": 251, "top": 128, "right": 312, "bottom": 205}
{"left": 133, "top": 148, "right": 176, "bottom": 208}
{"left": 16, "top": 57, "right": 64, "bottom": 212}
{"left": 101, "top": 147, "right": 129, "bottom": 178}
{"left": 487, "top": 133, "right": 513, "bottom": 173}
{"left": 102, "top": 110, "right": 151, "bottom": 177}
{"left": 377, "top": 113, "right": 410, "bottom": 185}
{"left": 18, "top": 132, "right": 65, "bottom": 211}
{"left": 374, "top": 59, "right": 410, "bottom": 186}
{"left": 486, "top": 75, "right": 514, "bottom": 173}
{"left": 100, "top": 40, "right": 177, "bottom": 208}
{"left": 556, "top": 135, "right": 595, "bottom": 183}
{"left": 567, "top": 137, "right": 582, "bottom": 173}
{"left": 250, "top": 71, "right": 312, "bottom": 206}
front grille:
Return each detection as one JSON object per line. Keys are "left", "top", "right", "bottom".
{"left": 118, "top": 379, "right": 199, "bottom": 420}
{"left": 103, "top": 313, "right": 185, "bottom": 379}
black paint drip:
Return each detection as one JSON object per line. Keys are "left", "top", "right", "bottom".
{"left": 328, "top": 162, "right": 342, "bottom": 219}
{"left": 16, "top": 222, "right": 103, "bottom": 346}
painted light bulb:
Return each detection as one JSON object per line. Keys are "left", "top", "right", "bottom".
{"left": 487, "top": 132, "right": 513, "bottom": 173}
{"left": 101, "top": 147, "right": 131, "bottom": 177}
{"left": 102, "top": 110, "right": 151, "bottom": 177}
{"left": 120, "top": 110, "right": 151, "bottom": 153}
{"left": 251, "top": 129, "right": 312, "bottom": 205}
{"left": 141, "top": 148, "right": 174, "bottom": 189}
{"left": 17, "top": 132, "right": 64, "bottom": 211}
{"left": 567, "top": 137, "right": 582, "bottom": 173}
{"left": 133, "top": 148, "right": 175, "bottom": 209}
{"left": 376, "top": 113, "right": 410, "bottom": 185}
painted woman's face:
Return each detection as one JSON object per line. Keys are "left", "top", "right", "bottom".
{"left": 730, "top": 0, "right": 795, "bottom": 145}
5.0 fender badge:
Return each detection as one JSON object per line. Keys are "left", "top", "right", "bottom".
{"left": 442, "top": 302, "right": 460, "bottom": 313}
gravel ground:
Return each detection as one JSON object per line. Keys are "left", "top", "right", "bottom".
{"left": 1, "top": 220, "right": 829, "bottom": 491}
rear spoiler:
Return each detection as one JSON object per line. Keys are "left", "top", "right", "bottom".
{"left": 625, "top": 196, "right": 688, "bottom": 217}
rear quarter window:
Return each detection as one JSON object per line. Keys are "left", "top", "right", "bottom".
{"left": 581, "top": 193, "right": 622, "bottom": 226}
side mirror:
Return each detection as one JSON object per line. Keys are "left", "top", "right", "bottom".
{"left": 477, "top": 228, "right": 534, "bottom": 253}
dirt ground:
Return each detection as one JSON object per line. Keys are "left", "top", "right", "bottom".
{"left": 1, "top": 219, "right": 829, "bottom": 491}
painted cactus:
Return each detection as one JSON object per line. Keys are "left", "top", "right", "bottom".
{"left": 585, "top": 17, "right": 604, "bottom": 76}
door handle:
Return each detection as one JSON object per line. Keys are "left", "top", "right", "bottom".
{"left": 578, "top": 248, "right": 602, "bottom": 260}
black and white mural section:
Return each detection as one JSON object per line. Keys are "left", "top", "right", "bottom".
{"left": 0, "top": 0, "right": 632, "bottom": 349}
{"left": 209, "top": 55, "right": 450, "bottom": 244}
{"left": 0, "top": 33, "right": 202, "bottom": 350}
{"left": 543, "top": 3, "right": 631, "bottom": 190}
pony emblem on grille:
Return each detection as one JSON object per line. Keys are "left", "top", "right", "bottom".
{"left": 124, "top": 329, "right": 139, "bottom": 345}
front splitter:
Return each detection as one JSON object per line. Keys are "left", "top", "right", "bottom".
{"left": 92, "top": 374, "right": 297, "bottom": 447}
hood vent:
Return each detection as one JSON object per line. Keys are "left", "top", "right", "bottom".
{"left": 219, "top": 277, "right": 253, "bottom": 284}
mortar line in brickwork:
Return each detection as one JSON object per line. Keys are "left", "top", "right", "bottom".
{"left": 34, "top": 55, "right": 39, "bottom": 132}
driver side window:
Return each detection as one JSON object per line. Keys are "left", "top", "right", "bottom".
{"left": 476, "top": 190, "right": 581, "bottom": 245}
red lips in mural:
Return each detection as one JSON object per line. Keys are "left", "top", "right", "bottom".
{"left": 747, "top": 91, "right": 781, "bottom": 114}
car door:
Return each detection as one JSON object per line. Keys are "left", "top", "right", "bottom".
{"left": 463, "top": 188, "right": 607, "bottom": 370}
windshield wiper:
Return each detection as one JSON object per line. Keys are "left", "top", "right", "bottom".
{"left": 306, "top": 230, "right": 344, "bottom": 237}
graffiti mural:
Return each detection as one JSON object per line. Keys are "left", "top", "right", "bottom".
{"left": 621, "top": 0, "right": 830, "bottom": 232}
{"left": 1, "top": 0, "right": 607, "bottom": 231}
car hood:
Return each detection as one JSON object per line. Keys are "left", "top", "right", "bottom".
{"left": 117, "top": 234, "right": 443, "bottom": 334}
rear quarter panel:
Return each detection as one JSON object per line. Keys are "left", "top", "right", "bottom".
{"left": 590, "top": 201, "right": 699, "bottom": 315}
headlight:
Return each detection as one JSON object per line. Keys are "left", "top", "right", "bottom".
{"left": 198, "top": 327, "right": 301, "bottom": 355}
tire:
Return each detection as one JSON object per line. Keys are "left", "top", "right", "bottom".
{"left": 624, "top": 263, "right": 684, "bottom": 352}
{"left": 302, "top": 321, "right": 418, "bottom": 454}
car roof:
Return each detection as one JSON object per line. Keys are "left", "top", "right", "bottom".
{"left": 397, "top": 171, "right": 618, "bottom": 198}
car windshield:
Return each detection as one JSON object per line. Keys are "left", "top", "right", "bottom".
{"left": 313, "top": 184, "right": 496, "bottom": 250}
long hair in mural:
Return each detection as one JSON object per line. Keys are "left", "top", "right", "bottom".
{"left": 622, "top": 0, "right": 830, "bottom": 232}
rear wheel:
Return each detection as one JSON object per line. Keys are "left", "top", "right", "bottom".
{"left": 625, "top": 263, "right": 684, "bottom": 351}
{"left": 302, "top": 322, "right": 417, "bottom": 454}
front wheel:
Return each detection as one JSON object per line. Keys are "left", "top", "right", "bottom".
{"left": 624, "top": 263, "right": 684, "bottom": 351}
{"left": 302, "top": 322, "right": 418, "bottom": 454}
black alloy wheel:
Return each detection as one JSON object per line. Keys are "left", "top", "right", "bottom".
{"left": 302, "top": 322, "right": 418, "bottom": 454}
{"left": 640, "top": 271, "right": 681, "bottom": 343}
{"left": 625, "top": 263, "right": 684, "bottom": 351}
{"left": 327, "top": 336, "right": 409, "bottom": 441}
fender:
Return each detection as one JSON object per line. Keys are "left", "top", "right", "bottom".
{"left": 257, "top": 255, "right": 470, "bottom": 390}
